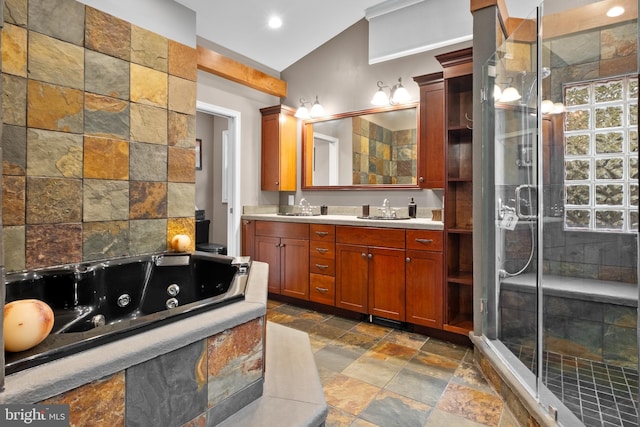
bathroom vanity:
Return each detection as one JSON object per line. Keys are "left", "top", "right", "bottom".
{"left": 241, "top": 213, "right": 463, "bottom": 337}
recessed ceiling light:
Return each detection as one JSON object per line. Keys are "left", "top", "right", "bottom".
{"left": 268, "top": 15, "right": 282, "bottom": 29}
{"left": 607, "top": 6, "right": 624, "bottom": 17}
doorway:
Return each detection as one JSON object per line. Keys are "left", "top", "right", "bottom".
{"left": 195, "top": 101, "right": 241, "bottom": 256}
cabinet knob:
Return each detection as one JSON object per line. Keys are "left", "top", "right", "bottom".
{"left": 368, "top": 253, "right": 373, "bottom": 259}
{"left": 419, "top": 176, "right": 425, "bottom": 182}
{"left": 406, "top": 257, "right": 411, "bottom": 263}
{"left": 315, "top": 231, "right": 329, "bottom": 237}
{"left": 315, "top": 247, "right": 329, "bottom": 253}
{"left": 275, "top": 181, "right": 279, "bottom": 186}
{"left": 361, "top": 253, "right": 367, "bottom": 258}
{"left": 315, "top": 287, "right": 329, "bottom": 293}
{"left": 315, "top": 264, "right": 329, "bottom": 269}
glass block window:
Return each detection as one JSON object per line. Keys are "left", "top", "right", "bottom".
{"left": 564, "top": 75, "right": 638, "bottom": 233}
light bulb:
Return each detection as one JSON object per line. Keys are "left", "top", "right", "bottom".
{"left": 499, "top": 87, "right": 521, "bottom": 103}
{"left": 371, "top": 89, "right": 389, "bottom": 106}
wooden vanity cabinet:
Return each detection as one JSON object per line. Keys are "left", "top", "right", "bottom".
{"left": 405, "top": 230, "right": 444, "bottom": 328}
{"left": 335, "top": 226, "right": 406, "bottom": 321}
{"left": 254, "top": 221, "right": 309, "bottom": 299}
{"left": 260, "top": 105, "right": 297, "bottom": 191}
{"left": 414, "top": 72, "right": 445, "bottom": 189}
{"left": 309, "top": 224, "right": 336, "bottom": 306}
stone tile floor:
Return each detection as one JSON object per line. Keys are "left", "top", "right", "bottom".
{"left": 267, "top": 300, "right": 519, "bottom": 427}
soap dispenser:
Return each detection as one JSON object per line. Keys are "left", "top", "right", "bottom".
{"left": 408, "top": 197, "right": 417, "bottom": 218}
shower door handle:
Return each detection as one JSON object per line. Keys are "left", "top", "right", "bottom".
{"left": 515, "top": 185, "right": 537, "bottom": 220}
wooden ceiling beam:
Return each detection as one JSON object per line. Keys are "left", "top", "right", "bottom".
{"left": 196, "top": 45, "right": 287, "bottom": 98}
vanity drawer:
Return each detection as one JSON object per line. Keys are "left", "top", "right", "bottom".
{"left": 310, "top": 244, "right": 335, "bottom": 259}
{"left": 310, "top": 257, "right": 335, "bottom": 276}
{"left": 255, "top": 221, "right": 309, "bottom": 239}
{"left": 406, "top": 230, "right": 443, "bottom": 251}
{"left": 310, "top": 274, "right": 335, "bottom": 305}
{"left": 310, "top": 224, "right": 335, "bottom": 241}
{"left": 336, "top": 226, "right": 405, "bottom": 249}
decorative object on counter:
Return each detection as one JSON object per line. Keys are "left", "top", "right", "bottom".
{"left": 432, "top": 209, "right": 442, "bottom": 222}
{"left": 294, "top": 96, "right": 324, "bottom": 119}
{"left": 321, "top": 205, "right": 328, "bottom": 215}
{"left": 371, "top": 77, "right": 411, "bottom": 106}
{"left": 171, "top": 234, "right": 192, "bottom": 252}
{"left": 362, "top": 204, "right": 370, "bottom": 217}
{"left": 408, "top": 198, "right": 417, "bottom": 218}
{"left": 4, "top": 299, "right": 54, "bottom": 352}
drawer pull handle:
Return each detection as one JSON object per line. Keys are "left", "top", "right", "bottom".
{"left": 315, "top": 231, "right": 329, "bottom": 236}
{"left": 315, "top": 264, "right": 329, "bottom": 269}
{"left": 415, "top": 238, "right": 434, "bottom": 244}
{"left": 315, "top": 287, "right": 329, "bottom": 293}
{"left": 315, "top": 247, "right": 329, "bottom": 253}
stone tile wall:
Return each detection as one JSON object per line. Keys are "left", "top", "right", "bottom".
{"left": 351, "top": 116, "right": 417, "bottom": 185}
{"left": 1, "top": 0, "right": 198, "bottom": 272}
{"left": 502, "top": 20, "right": 638, "bottom": 284}
{"left": 40, "top": 318, "right": 265, "bottom": 427}
{"left": 500, "top": 287, "right": 638, "bottom": 368}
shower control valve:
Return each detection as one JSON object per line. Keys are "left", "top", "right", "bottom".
{"left": 166, "top": 298, "right": 179, "bottom": 309}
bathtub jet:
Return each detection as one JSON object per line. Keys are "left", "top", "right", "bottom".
{"left": 4, "top": 252, "right": 251, "bottom": 375}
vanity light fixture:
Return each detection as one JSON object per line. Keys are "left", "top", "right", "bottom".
{"left": 295, "top": 96, "right": 325, "bottom": 119}
{"left": 371, "top": 77, "right": 411, "bottom": 106}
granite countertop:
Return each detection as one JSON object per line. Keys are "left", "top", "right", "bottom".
{"left": 241, "top": 213, "right": 444, "bottom": 230}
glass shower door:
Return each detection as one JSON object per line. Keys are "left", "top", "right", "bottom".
{"left": 485, "top": 1, "right": 639, "bottom": 425}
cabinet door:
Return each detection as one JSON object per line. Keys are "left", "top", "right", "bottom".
{"left": 406, "top": 250, "right": 443, "bottom": 328}
{"left": 421, "top": 80, "right": 445, "bottom": 188}
{"left": 255, "top": 235, "right": 282, "bottom": 294}
{"left": 241, "top": 219, "right": 255, "bottom": 258}
{"left": 335, "top": 243, "right": 368, "bottom": 313}
{"left": 261, "top": 113, "right": 280, "bottom": 191}
{"left": 281, "top": 238, "right": 309, "bottom": 299}
{"left": 368, "top": 247, "right": 406, "bottom": 321}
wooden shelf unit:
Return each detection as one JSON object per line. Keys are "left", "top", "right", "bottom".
{"left": 437, "top": 47, "right": 474, "bottom": 335}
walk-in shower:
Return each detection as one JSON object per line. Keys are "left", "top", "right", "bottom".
{"left": 480, "top": 1, "right": 639, "bottom": 426}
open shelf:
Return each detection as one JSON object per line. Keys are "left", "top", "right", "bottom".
{"left": 439, "top": 47, "right": 473, "bottom": 336}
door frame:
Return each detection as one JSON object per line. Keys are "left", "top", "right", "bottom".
{"left": 196, "top": 100, "right": 241, "bottom": 256}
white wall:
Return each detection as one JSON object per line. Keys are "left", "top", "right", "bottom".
{"left": 195, "top": 70, "right": 280, "bottom": 211}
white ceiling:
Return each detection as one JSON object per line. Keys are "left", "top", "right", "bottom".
{"left": 174, "top": 0, "right": 540, "bottom": 73}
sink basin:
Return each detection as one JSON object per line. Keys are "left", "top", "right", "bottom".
{"left": 277, "top": 212, "right": 321, "bottom": 217}
{"left": 357, "top": 216, "right": 411, "bottom": 220}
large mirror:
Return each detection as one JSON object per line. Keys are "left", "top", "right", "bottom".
{"left": 302, "top": 103, "right": 420, "bottom": 189}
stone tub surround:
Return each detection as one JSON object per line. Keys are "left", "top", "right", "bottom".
{"left": 218, "top": 322, "right": 328, "bottom": 427}
{"left": 1, "top": 262, "right": 268, "bottom": 425}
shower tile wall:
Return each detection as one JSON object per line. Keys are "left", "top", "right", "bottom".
{"left": 1, "top": 0, "right": 198, "bottom": 272}
{"left": 503, "top": 20, "right": 638, "bottom": 285}
{"left": 500, "top": 287, "right": 638, "bottom": 368}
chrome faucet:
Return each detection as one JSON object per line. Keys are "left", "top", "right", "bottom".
{"left": 298, "top": 198, "right": 312, "bottom": 215}
{"left": 379, "top": 198, "right": 396, "bottom": 218}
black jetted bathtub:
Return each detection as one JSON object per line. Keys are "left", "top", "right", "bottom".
{"left": 4, "top": 251, "right": 251, "bottom": 374}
